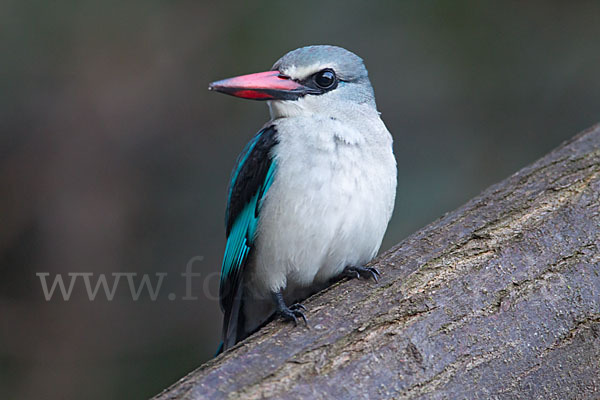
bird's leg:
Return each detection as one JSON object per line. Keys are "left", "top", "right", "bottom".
{"left": 342, "top": 265, "right": 381, "bottom": 283}
{"left": 272, "top": 291, "right": 308, "bottom": 327}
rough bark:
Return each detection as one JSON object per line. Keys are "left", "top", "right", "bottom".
{"left": 154, "top": 124, "right": 600, "bottom": 400}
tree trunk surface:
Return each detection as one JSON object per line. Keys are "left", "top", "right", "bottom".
{"left": 154, "top": 124, "right": 600, "bottom": 400}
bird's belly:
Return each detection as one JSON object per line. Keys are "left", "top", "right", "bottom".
{"left": 249, "top": 143, "right": 395, "bottom": 299}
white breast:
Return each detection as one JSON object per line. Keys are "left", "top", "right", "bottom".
{"left": 247, "top": 107, "right": 397, "bottom": 302}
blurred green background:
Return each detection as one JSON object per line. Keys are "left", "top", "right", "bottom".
{"left": 2, "top": 1, "right": 600, "bottom": 399}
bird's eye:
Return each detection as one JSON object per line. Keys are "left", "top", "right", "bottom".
{"left": 314, "top": 69, "right": 336, "bottom": 89}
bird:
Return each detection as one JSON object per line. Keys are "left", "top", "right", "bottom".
{"left": 209, "top": 45, "right": 397, "bottom": 352}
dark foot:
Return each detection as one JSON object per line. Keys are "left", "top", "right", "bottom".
{"left": 272, "top": 291, "right": 308, "bottom": 327}
{"left": 342, "top": 265, "right": 381, "bottom": 282}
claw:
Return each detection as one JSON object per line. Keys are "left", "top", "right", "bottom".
{"left": 272, "top": 291, "right": 309, "bottom": 328}
{"left": 286, "top": 311, "right": 298, "bottom": 326}
{"left": 342, "top": 265, "right": 381, "bottom": 283}
{"left": 279, "top": 307, "right": 308, "bottom": 327}
{"left": 300, "top": 314, "right": 308, "bottom": 328}
{"left": 290, "top": 303, "right": 307, "bottom": 311}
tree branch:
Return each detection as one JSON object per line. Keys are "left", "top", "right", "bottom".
{"left": 154, "top": 123, "right": 600, "bottom": 400}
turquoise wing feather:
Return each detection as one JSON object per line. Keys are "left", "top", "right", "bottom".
{"left": 219, "top": 126, "right": 278, "bottom": 347}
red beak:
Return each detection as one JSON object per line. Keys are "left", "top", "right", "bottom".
{"left": 208, "top": 71, "right": 311, "bottom": 101}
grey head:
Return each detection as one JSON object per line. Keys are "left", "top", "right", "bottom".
{"left": 271, "top": 45, "right": 376, "bottom": 111}
{"left": 208, "top": 45, "right": 378, "bottom": 118}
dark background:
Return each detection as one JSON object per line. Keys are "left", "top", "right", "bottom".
{"left": 2, "top": 2, "right": 599, "bottom": 399}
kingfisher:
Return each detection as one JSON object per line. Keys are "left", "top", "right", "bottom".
{"left": 209, "top": 45, "right": 397, "bottom": 351}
